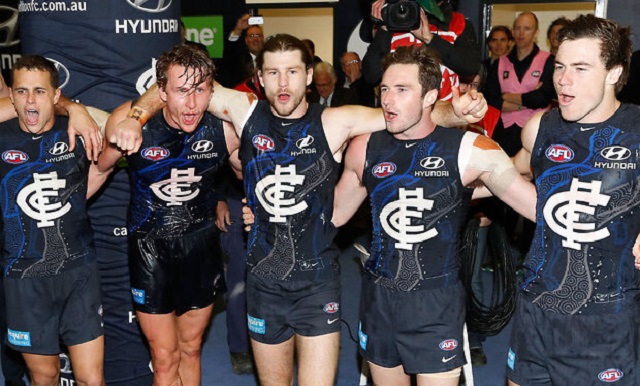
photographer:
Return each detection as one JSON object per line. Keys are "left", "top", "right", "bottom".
{"left": 362, "top": 0, "right": 480, "bottom": 99}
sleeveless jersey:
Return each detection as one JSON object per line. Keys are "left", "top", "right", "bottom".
{"left": 523, "top": 105, "right": 640, "bottom": 315}
{"left": 0, "top": 117, "right": 95, "bottom": 278}
{"left": 241, "top": 101, "right": 341, "bottom": 282}
{"left": 362, "top": 128, "right": 473, "bottom": 291}
{"left": 127, "top": 112, "right": 229, "bottom": 237}
{"left": 498, "top": 50, "right": 551, "bottom": 128}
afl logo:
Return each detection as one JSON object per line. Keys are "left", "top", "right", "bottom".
{"left": 45, "top": 58, "right": 70, "bottom": 90}
{"left": 0, "top": 6, "right": 19, "bottom": 48}
{"left": 598, "top": 368, "right": 623, "bottom": 383}
{"left": 600, "top": 146, "right": 631, "bottom": 161}
{"left": 126, "top": 0, "right": 173, "bottom": 13}
{"left": 296, "top": 135, "right": 314, "bottom": 149}
{"left": 2, "top": 150, "right": 28, "bottom": 164}
{"left": 420, "top": 157, "right": 445, "bottom": 169}
{"left": 323, "top": 302, "right": 339, "bottom": 314}
{"left": 439, "top": 339, "right": 458, "bottom": 351}
{"left": 372, "top": 162, "right": 396, "bottom": 178}
{"left": 49, "top": 142, "right": 69, "bottom": 156}
{"left": 253, "top": 135, "right": 275, "bottom": 152}
{"left": 191, "top": 140, "right": 213, "bottom": 153}
{"left": 545, "top": 144, "right": 574, "bottom": 163}
{"left": 141, "top": 147, "right": 170, "bottom": 161}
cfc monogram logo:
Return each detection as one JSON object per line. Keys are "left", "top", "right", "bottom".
{"left": 17, "top": 172, "right": 71, "bottom": 228}
{"left": 380, "top": 188, "right": 437, "bottom": 250}
{"left": 255, "top": 165, "right": 308, "bottom": 223}
{"left": 543, "top": 178, "right": 611, "bottom": 250}
{"left": 150, "top": 168, "right": 202, "bottom": 206}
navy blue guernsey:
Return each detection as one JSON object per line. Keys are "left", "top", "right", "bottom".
{"left": 19, "top": 0, "right": 182, "bottom": 112}
{"left": 0, "top": 117, "right": 95, "bottom": 278}
{"left": 362, "top": 128, "right": 473, "bottom": 291}
{"left": 523, "top": 105, "right": 640, "bottom": 315}
{"left": 241, "top": 101, "right": 341, "bottom": 281}
{"left": 127, "top": 112, "right": 229, "bottom": 236}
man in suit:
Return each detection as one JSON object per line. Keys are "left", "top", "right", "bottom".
{"left": 308, "top": 62, "right": 358, "bottom": 107}
{"left": 220, "top": 14, "right": 265, "bottom": 88}
{"left": 340, "top": 52, "right": 377, "bottom": 107}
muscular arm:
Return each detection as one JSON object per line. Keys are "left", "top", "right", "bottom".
{"left": 95, "top": 102, "right": 131, "bottom": 185}
{"left": 332, "top": 134, "right": 369, "bottom": 227}
{"left": 223, "top": 120, "right": 242, "bottom": 179}
{"left": 634, "top": 233, "right": 640, "bottom": 269}
{"left": 111, "top": 83, "right": 257, "bottom": 153}
{"left": 323, "top": 87, "right": 488, "bottom": 155}
{"left": 512, "top": 112, "right": 543, "bottom": 180}
{"left": 460, "top": 132, "right": 537, "bottom": 221}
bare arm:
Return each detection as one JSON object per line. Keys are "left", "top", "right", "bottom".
{"left": 460, "top": 133, "right": 536, "bottom": 221}
{"left": 54, "top": 95, "right": 103, "bottom": 161}
{"left": 223, "top": 120, "right": 243, "bottom": 180}
{"left": 332, "top": 134, "right": 369, "bottom": 227}
{"left": 512, "top": 112, "right": 543, "bottom": 180}
{"left": 634, "top": 233, "right": 640, "bottom": 269}
{"left": 111, "top": 82, "right": 257, "bottom": 153}
{"left": 95, "top": 102, "right": 131, "bottom": 187}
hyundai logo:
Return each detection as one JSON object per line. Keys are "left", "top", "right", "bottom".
{"left": 49, "top": 142, "right": 69, "bottom": 156}
{"left": 600, "top": 146, "right": 631, "bottom": 161}
{"left": 420, "top": 157, "right": 445, "bottom": 169}
{"left": 126, "top": 0, "right": 172, "bottom": 13}
{"left": 0, "top": 6, "right": 19, "bottom": 48}
{"left": 191, "top": 140, "right": 214, "bottom": 153}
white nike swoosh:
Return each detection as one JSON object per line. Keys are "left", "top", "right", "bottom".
{"left": 281, "top": 122, "right": 293, "bottom": 126}
{"left": 32, "top": 135, "right": 43, "bottom": 140}
{"left": 405, "top": 142, "right": 416, "bottom": 148}
{"left": 442, "top": 355, "right": 456, "bottom": 363}
{"left": 580, "top": 126, "right": 596, "bottom": 131}
{"left": 327, "top": 318, "right": 339, "bottom": 324}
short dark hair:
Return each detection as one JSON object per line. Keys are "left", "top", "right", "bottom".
{"left": 558, "top": 14, "right": 632, "bottom": 94}
{"left": 156, "top": 44, "right": 215, "bottom": 90}
{"left": 382, "top": 45, "right": 442, "bottom": 96}
{"left": 547, "top": 17, "right": 570, "bottom": 39}
{"left": 12, "top": 55, "right": 59, "bottom": 89}
{"left": 256, "top": 34, "right": 313, "bottom": 72}
{"left": 488, "top": 25, "right": 513, "bottom": 44}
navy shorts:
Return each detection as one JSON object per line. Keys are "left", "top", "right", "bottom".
{"left": 508, "top": 297, "right": 639, "bottom": 386}
{"left": 246, "top": 273, "right": 341, "bottom": 344}
{"left": 358, "top": 275, "right": 467, "bottom": 374}
{"left": 129, "top": 225, "right": 225, "bottom": 316}
{"left": 4, "top": 263, "right": 104, "bottom": 355}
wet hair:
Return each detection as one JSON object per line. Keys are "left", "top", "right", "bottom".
{"left": 156, "top": 44, "right": 215, "bottom": 91}
{"left": 547, "top": 17, "right": 570, "bottom": 39}
{"left": 382, "top": 45, "right": 442, "bottom": 96}
{"left": 12, "top": 55, "right": 59, "bottom": 89}
{"left": 487, "top": 25, "right": 513, "bottom": 44}
{"left": 256, "top": 34, "right": 313, "bottom": 71}
{"left": 558, "top": 14, "right": 632, "bottom": 94}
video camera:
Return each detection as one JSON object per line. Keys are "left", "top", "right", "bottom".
{"left": 381, "top": 0, "right": 421, "bottom": 31}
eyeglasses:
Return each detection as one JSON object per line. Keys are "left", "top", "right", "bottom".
{"left": 248, "top": 33, "right": 263, "bottom": 39}
{"left": 342, "top": 59, "right": 360, "bottom": 66}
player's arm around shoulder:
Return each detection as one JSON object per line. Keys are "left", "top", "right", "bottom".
{"left": 459, "top": 131, "right": 536, "bottom": 221}
{"left": 513, "top": 111, "right": 543, "bottom": 180}
{"left": 223, "top": 121, "right": 242, "bottom": 180}
{"left": 210, "top": 82, "right": 258, "bottom": 139}
{"left": 321, "top": 104, "right": 385, "bottom": 156}
{"left": 332, "top": 133, "right": 370, "bottom": 228}
{"left": 95, "top": 102, "right": 132, "bottom": 180}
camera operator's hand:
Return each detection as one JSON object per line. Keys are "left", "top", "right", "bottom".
{"left": 371, "top": 0, "right": 385, "bottom": 26}
{"left": 411, "top": 8, "right": 434, "bottom": 44}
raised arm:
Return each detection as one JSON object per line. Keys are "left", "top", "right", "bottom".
{"left": 111, "top": 83, "right": 257, "bottom": 154}
{"left": 332, "top": 134, "right": 369, "bottom": 227}
{"left": 460, "top": 133, "right": 537, "bottom": 221}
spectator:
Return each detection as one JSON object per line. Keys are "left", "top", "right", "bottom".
{"left": 340, "top": 52, "right": 377, "bottom": 107}
{"left": 308, "top": 62, "right": 358, "bottom": 107}
{"left": 546, "top": 17, "right": 570, "bottom": 56}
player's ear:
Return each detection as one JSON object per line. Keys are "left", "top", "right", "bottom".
{"left": 422, "top": 88, "right": 438, "bottom": 109}
{"left": 606, "top": 65, "right": 623, "bottom": 86}
{"left": 53, "top": 88, "right": 61, "bottom": 105}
